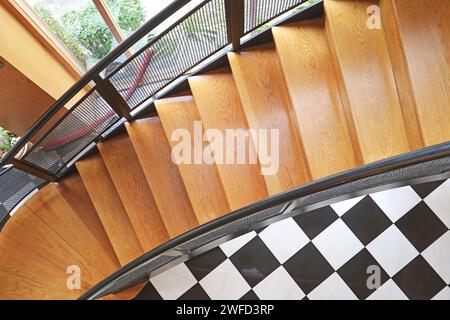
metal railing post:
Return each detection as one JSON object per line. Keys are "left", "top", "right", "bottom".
{"left": 225, "top": 0, "right": 245, "bottom": 51}
{"left": 94, "top": 76, "right": 133, "bottom": 121}
{"left": 10, "top": 158, "right": 57, "bottom": 182}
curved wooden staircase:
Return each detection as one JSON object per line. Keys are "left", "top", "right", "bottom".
{"left": 0, "top": 0, "right": 448, "bottom": 299}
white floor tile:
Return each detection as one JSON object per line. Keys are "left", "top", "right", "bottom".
{"left": 312, "top": 219, "right": 364, "bottom": 269}
{"left": 330, "top": 196, "right": 365, "bottom": 217}
{"left": 424, "top": 180, "right": 450, "bottom": 228}
{"left": 370, "top": 186, "right": 421, "bottom": 222}
{"left": 253, "top": 266, "right": 305, "bottom": 300}
{"left": 308, "top": 273, "right": 357, "bottom": 300}
{"left": 200, "top": 260, "right": 251, "bottom": 300}
{"left": 367, "top": 225, "right": 419, "bottom": 277}
{"left": 432, "top": 286, "right": 450, "bottom": 300}
{"left": 367, "top": 279, "right": 408, "bottom": 300}
{"left": 259, "top": 218, "right": 309, "bottom": 264}
{"left": 422, "top": 231, "right": 450, "bottom": 284}
{"left": 150, "top": 263, "right": 197, "bottom": 300}
{"left": 220, "top": 231, "right": 257, "bottom": 257}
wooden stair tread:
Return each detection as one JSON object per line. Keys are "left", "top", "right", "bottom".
{"left": 0, "top": 232, "right": 89, "bottom": 296}
{"left": 126, "top": 118, "right": 199, "bottom": 237}
{"left": 76, "top": 154, "right": 144, "bottom": 265}
{"left": 273, "top": 19, "right": 359, "bottom": 179}
{"left": 324, "top": 0, "right": 411, "bottom": 163}
{"left": 0, "top": 268, "right": 77, "bottom": 300}
{"left": 57, "top": 174, "right": 120, "bottom": 267}
{"left": 98, "top": 134, "right": 170, "bottom": 251}
{"left": 25, "top": 183, "right": 120, "bottom": 276}
{"left": 189, "top": 69, "right": 269, "bottom": 209}
{"left": 1, "top": 205, "right": 105, "bottom": 286}
{"left": 156, "top": 96, "right": 231, "bottom": 224}
{"left": 3, "top": 0, "right": 450, "bottom": 300}
{"left": 381, "top": 0, "right": 450, "bottom": 147}
{"left": 228, "top": 44, "right": 312, "bottom": 195}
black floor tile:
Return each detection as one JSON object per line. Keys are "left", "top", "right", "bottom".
{"left": 178, "top": 284, "right": 210, "bottom": 300}
{"left": 283, "top": 242, "right": 334, "bottom": 294}
{"left": 229, "top": 237, "right": 280, "bottom": 287}
{"left": 396, "top": 202, "right": 448, "bottom": 252}
{"left": 341, "top": 197, "right": 392, "bottom": 245}
{"left": 293, "top": 206, "right": 339, "bottom": 240}
{"left": 185, "top": 247, "right": 228, "bottom": 281}
{"left": 337, "top": 249, "right": 389, "bottom": 299}
{"left": 240, "top": 290, "right": 259, "bottom": 300}
{"left": 411, "top": 180, "right": 446, "bottom": 199}
{"left": 134, "top": 282, "right": 163, "bottom": 300}
{"left": 393, "top": 256, "right": 446, "bottom": 300}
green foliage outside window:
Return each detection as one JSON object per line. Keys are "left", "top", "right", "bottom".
{"left": 33, "top": 4, "right": 87, "bottom": 68}
{"left": 0, "top": 128, "right": 12, "bottom": 152}
{"left": 108, "top": 0, "right": 145, "bottom": 32}
{"left": 60, "top": 0, "right": 145, "bottom": 60}
{"left": 33, "top": 0, "right": 145, "bottom": 63}
{"left": 0, "top": 128, "right": 15, "bottom": 160}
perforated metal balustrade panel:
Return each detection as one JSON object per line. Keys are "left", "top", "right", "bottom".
{"left": 23, "top": 91, "right": 120, "bottom": 174}
{"left": 244, "top": 0, "right": 305, "bottom": 33}
{"left": 0, "top": 167, "right": 45, "bottom": 220}
{"left": 108, "top": 0, "right": 228, "bottom": 110}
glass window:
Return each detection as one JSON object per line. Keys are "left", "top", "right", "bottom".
{"left": 108, "top": 0, "right": 177, "bottom": 52}
{"left": 24, "top": 0, "right": 118, "bottom": 70}
{"left": 0, "top": 127, "right": 18, "bottom": 161}
{"left": 21, "top": 0, "right": 203, "bottom": 72}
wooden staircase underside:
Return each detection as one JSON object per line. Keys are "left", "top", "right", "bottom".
{"left": 0, "top": 0, "right": 448, "bottom": 300}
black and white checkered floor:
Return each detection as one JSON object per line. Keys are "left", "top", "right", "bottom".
{"left": 135, "top": 178, "right": 450, "bottom": 300}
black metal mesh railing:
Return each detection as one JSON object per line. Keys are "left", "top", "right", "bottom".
{"left": 244, "top": 0, "right": 305, "bottom": 33}
{"left": 0, "top": 166, "right": 45, "bottom": 230}
{"left": 23, "top": 90, "right": 120, "bottom": 174}
{"left": 108, "top": 0, "right": 228, "bottom": 110}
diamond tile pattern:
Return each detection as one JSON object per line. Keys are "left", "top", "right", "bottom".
{"left": 337, "top": 249, "right": 390, "bottom": 299}
{"left": 283, "top": 242, "right": 335, "bottom": 294}
{"left": 341, "top": 196, "right": 392, "bottom": 245}
{"left": 395, "top": 202, "right": 447, "bottom": 252}
{"left": 135, "top": 178, "right": 450, "bottom": 300}
{"left": 393, "top": 256, "right": 446, "bottom": 300}
{"left": 229, "top": 237, "right": 280, "bottom": 287}
{"left": 294, "top": 206, "right": 339, "bottom": 239}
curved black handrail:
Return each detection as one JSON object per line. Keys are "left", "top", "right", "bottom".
{"left": 0, "top": 0, "right": 190, "bottom": 167}
{"left": 79, "top": 141, "right": 450, "bottom": 300}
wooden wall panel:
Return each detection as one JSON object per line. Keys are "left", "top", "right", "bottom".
{"left": 0, "top": 3, "right": 80, "bottom": 99}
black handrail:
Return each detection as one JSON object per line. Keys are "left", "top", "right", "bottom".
{"left": 79, "top": 141, "right": 450, "bottom": 299}
{"left": 0, "top": 0, "right": 190, "bottom": 167}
